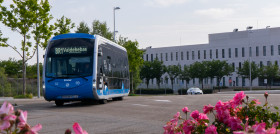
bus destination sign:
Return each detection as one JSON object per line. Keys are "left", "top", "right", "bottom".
{"left": 55, "top": 47, "right": 88, "bottom": 55}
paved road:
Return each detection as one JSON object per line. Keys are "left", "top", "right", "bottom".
{"left": 2, "top": 93, "right": 280, "bottom": 134}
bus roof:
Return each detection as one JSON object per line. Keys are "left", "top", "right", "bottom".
{"left": 51, "top": 33, "right": 95, "bottom": 41}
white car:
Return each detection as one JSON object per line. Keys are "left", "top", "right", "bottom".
{"left": 187, "top": 87, "right": 203, "bottom": 95}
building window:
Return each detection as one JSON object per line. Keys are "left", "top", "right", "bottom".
{"left": 198, "top": 50, "right": 200, "bottom": 59}
{"left": 166, "top": 53, "right": 168, "bottom": 61}
{"left": 232, "top": 63, "right": 235, "bottom": 72}
{"left": 193, "top": 78, "right": 195, "bottom": 85}
{"left": 242, "top": 77, "right": 245, "bottom": 86}
{"left": 216, "top": 49, "right": 218, "bottom": 58}
{"left": 235, "top": 48, "right": 238, "bottom": 58}
{"left": 242, "top": 47, "right": 245, "bottom": 57}
{"left": 236, "top": 77, "right": 239, "bottom": 86}
{"left": 204, "top": 50, "right": 206, "bottom": 59}
{"left": 249, "top": 47, "right": 252, "bottom": 57}
{"left": 151, "top": 54, "right": 153, "bottom": 61}
{"left": 222, "top": 49, "right": 225, "bottom": 58}
{"left": 228, "top": 48, "right": 231, "bottom": 58}
{"left": 263, "top": 46, "right": 266, "bottom": 56}
{"left": 276, "top": 61, "right": 278, "bottom": 65}
{"left": 239, "top": 62, "right": 241, "bottom": 69}
{"left": 256, "top": 46, "right": 259, "bottom": 56}
{"left": 187, "top": 51, "right": 189, "bottom": 60}
{"left": 176, "top": 52, "right": 178, "bottom": 61}
{"left": 171, "top": 52, "right": 173, "bottom": 61}
{"left": 192, "top": 51, "right": 195, "bottom": 60}
{"left": 146, "top": 54, "right": 148, "bottom": 61}
{"left": 181, "top": 52, "right": 183, "bottom": 60}
{"left": 267, "top": 61, "right": 271, "bottom": 66}
{"left": 161, "top": 53, "right": 163, "bottom": 61}
{"left": 271, "top": 45, "right": 274, "bottom": 56}
{"left": 278, "top": 45, "right": 280, "bottom": 55}
{"left": 260, "top": 61, "right": 263, "bottom": 68}
{"left": 156, "top": 53, "right": 158, "bottom": 60}
{"left": 210, "top": 49, "right": 212, "bottom": 59}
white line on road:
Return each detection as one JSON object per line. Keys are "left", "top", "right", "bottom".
{"left": 132, "top": 104, "right": 149, "bottom": 107}
{"left": 154, "top": 100, "right": 171, "bottom": 102}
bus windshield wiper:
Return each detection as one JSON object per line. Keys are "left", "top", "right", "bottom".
{"left": 48, "top": 77, "right": 57, "bottom": 82}
{"left": 62, "top": 74, "right": 88, "bottom": 81}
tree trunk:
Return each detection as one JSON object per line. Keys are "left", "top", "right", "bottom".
{"left": 201, "top": 78, "right": 204, "bottom": 90}
{"left": 22, "top": 35, "right": 26, "bottom": 95}
{"left": 157, "top": 79, "right": 160, "bottom": 89}
{"left": 146, "top": 79, "right": 149, "bottom": 89}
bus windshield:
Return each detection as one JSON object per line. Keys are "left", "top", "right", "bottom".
{"left": 45, "top": 38, "right": 94, "bottom": 78}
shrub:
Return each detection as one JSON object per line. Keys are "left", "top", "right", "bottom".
{"left": 13, "top": 93, "right": 33, "bottom": 99}
{"left": 178, "top": 89, "right": 187, "bottom": 95}
{"left": 202, "top": 89, "right": 213, "bottom": 94}
{"left": 163, "top": 92, "right": 280, "bottom": 133}
{"left": 135, "top": 88, "right": 173, "bottom": 94}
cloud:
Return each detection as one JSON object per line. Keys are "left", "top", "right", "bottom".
{"left": 261, "top": 6, "right": 280, "bottom": 16}
{"left": 195, "top": 8, "right": 235, "bottom": 19}
{"left": 146, "top": 0, "right": 190, "bottom": 7}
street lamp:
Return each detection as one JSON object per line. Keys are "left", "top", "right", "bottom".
{"left": 246, "top": 26, "right": 253, "bottom": 91}
{"left": 113, "top": 7, "right": 120, "bottom": 41}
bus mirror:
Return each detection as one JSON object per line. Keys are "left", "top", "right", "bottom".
{"left": 43, "top": 55, "right": 45, "bottom": 58}
{"left": 98, "top": 52, "right": 103, "bottom": 56}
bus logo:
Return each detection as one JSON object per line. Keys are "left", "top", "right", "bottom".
{"left": 75, "top": 81, "right": 80, "bottom": 86}
{"left": 64, "top": 79, "right": 72, "bottom": 81}
{"left": 66, "top": 83, "right": 70, "bottom": 87}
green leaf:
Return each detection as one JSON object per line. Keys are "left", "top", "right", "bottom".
{"left": 274, "top": 106, "right": 279, "bottom": 110}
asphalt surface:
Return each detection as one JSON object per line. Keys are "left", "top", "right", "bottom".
{"left": 1, "top": 93, "right": 280, "bottom": 134}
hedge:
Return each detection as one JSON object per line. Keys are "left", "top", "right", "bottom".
{"left": 135, "top": 88, "right": 173, "bottom": 94}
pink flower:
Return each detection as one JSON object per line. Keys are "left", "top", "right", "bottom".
{"left": 0, "top": 101, "right": 14, "bottom": 115}
{"left": 198, "top": 113, "right": 209, "bottom": 121}
{"left": 203, "top": 104, "right": 214, "bottom": 114}
{"left": 205, "top": 125, "right": 218, "bottom": 134}
{"left": 266, "top": 127, "right": 276, "bottom": 134}
{"left": 252, "top": 99, "right": 261, "bottom": 105}
{"left": 190, "top": 110, "right": 200, "bottom": 120}
{"left": 252, "top": 122, "right": 266, "bottom": 134}
{"left": 228, "top": 117, "right": 243, "bottom": 131}
{"left": 173, "top": 112, "right": 180, "bottom": 119}
{"left": 28, "top": 124, "right": 42, "bottom": 134}
{"left": 182, "top": 107, "right": 190, "bottom": 113}
{"left": 182, "top": 120, "right": 195, "bottom": 134}
{"left": 73, "top": 122, "right": 88, "bottom": 134}
{"left": 233, "top": 91, "right": 246, "bottom": 106}
{"left": 18, "top": 110, "right": 28, "bottom": 128}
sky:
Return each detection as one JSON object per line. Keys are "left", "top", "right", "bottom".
{"left": 1, "top": 0, "right": 280, "bottom": 65}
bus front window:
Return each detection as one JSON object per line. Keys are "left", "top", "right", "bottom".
{"left": 45, "top": 38, "right": 94, "bottom": 78}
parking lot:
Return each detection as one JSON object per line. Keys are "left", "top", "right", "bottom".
{"left": 3, "top": 93, "right": 280, "bottom": 134}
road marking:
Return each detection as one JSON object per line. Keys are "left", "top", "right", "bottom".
{"left": 155, "top": 100, "right": 171, "bottom": 102}
{"left": 132, "top": 104, "right": 149, "bottom": 107}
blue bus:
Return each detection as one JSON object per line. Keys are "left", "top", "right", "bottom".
{"left": 42, "top": 33, "right": 130, "bottom": 106}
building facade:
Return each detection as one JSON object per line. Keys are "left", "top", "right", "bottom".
{"left": 138, "top": 27, "right": 280, "bottom": 91}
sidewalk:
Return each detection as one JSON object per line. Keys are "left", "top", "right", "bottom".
{"left": 217, "top": 90, "right": 280, "bottom": 94}
{"left": 0, "top": 96, "right": 44, "bottom": 101}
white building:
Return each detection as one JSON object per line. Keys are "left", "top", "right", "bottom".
{"left": 138, "top": 27, "right": 280, "bottom": 91}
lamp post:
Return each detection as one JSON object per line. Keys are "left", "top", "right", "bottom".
{"left": 246, "top": 26, "right": 253, "bottom": 91}
{"left": 113, "top": 7, "right": 120, "bottom": 41}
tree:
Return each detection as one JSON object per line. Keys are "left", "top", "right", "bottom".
{"left": 189, "top": 62, "right": 208, "bottom": 89}
{"left": 140, "top": 61, "right": 153, "bottom": 88}
{"left": 91, "top": 20, "right": 113, "bottom": 41}
{"left": 53, "top": 15, "right": 75, "bottom": 36}
{"left": 0, "top": 67, "right": 12, "bottom": 96}
{"left": 26, "top": 63, "right": 43, "bottom": 79}
{"left": 0, "top": 58, "right": 22, "bottom": 78}
{"left": 180, "top": 65, "right": 191, "bottom": 89}
{"left": 75, "top": 21, "right": 90, "bottom": 34}
{"left": 0, "top": 0, "right": 53, "bottom": 95}
{"left": 237, "top": 60, "right": 259, "bottom": 88}
{"left": 166, "top": 65, "right": 181, "bottom": 90}
{"left": 122, "top": 40, "right": 144, "bottom": 93}
{"left": 259, "top": 63, "right": 279, "bottom": 89}
{"left": 151, "top": 58, "right": 165, "bottom": 88}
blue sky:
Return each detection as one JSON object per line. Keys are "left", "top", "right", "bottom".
{"left": 1, "top": 0, "right": 280, "bottom": 64}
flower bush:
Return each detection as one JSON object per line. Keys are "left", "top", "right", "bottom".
{"left": 0, "top": 101, "right": 88, "bottom": 134}
{"left": 163, "top": 91, "right": 280, "bottom": 134}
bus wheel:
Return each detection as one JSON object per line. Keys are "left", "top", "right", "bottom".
{"left": 99, "top": 99, "right": 107, "bottom": 104}
{"left": 55, "top": 100, "right": 64, "bottom": 106}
